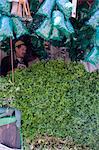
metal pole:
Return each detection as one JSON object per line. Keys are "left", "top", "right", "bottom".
{"left": 72, "top": 0, "right": 77, "bottom": 18}
{"left": 10, "top": 38, "right": 14, "bottom": 83}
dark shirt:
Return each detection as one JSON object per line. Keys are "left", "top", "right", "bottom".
{"left": 1, "top": 55, "right": 28, "bottom": 76}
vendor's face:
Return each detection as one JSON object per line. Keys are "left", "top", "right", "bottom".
{"left": 15, "top": 45, "right": 27, "bottom": 58}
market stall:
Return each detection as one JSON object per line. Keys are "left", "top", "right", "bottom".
{"left": 0, "top": 1, "right": 99, "bottom": 149}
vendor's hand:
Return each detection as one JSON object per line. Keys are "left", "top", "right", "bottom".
{"left": 17, "top": 63, "right": 26, "bottom": 69}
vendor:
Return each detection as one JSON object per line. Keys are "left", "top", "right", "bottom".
{"left": 1, "top": 40, "right": 28, "bottom": 76}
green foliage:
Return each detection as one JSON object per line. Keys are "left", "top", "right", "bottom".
{"left": 0, "top": 61, "right": 99, "bottom": 149}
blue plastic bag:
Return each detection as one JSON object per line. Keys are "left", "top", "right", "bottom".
{"left": 56, "top": 0, "right": 73, "bottom": 19}
{"left": 12, "top": 17, "right": 29, "bottom": 38}
{"left": 0, "top": 16, "right": 13, "bottom": 42}
{"left": 65, "top": 20, "right": 74, "bottom": 34}
{"left": 50, "top": 27, "right": 61, "bottom": 41}
{"left": 37, "top": 0, "right": 56, "bottom": 18}
{"left": 52, "top": 10, "right": 71, "bottom": 38}
{"left": 0, "top": 0, "right": 11, "bottom": 15}
{"left": 85, "top": 46, "right": 99, "bottom": 66}
{"left": 95, "top": 26, "right": 99, "bottom": 47}
{"left": 36, "top": 18, "right": 52, "bottom": 40}
{"left": 86, "top": 10, "right": 99, "bottom": 29}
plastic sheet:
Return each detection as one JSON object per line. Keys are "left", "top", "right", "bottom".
{"left": 0, "top": 16, "right": 13, "bottom": 42}
{"left": 37, "top": 0, "right": 55, "bottom": 18}
{"left": 81, "top": 60, "right": 99, "bottom": 73}
{"left": 56, "top": 0, "right": 73, "bottom": 19}
{"left": 35, "top": 18, "right": 52, "bottom": 40}
{"left": 0, "top": 107, "right": 22, "bottom": 149}
{"left": 0, "top": 143, "right": 21, "bottom": 150}
{"left": 12, "top": 17, "right": 29, "bottom": 38}
{"left": 52, "top": 10, "right": 70, "bottom": 38}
